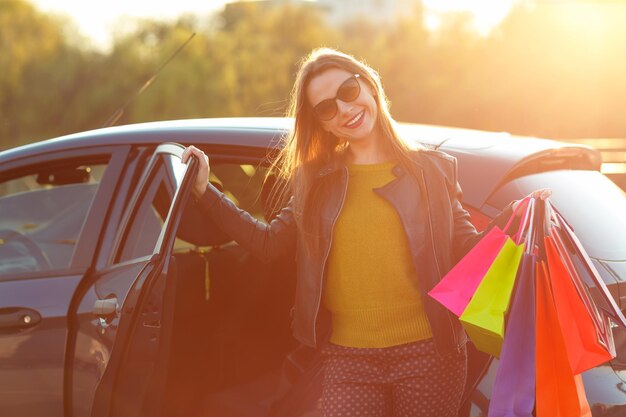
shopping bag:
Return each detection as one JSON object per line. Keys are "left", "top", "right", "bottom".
{"left": 535, "top": 260, "right": 591, "bottom": 417}
{"left": 487, "top": 252, "right": 536, "bottom": 417}
{"left": 429, "top": 226, "right": 510, "bottom": 317}
{"left": 544, "top": 235, "right": 614, "bottom": 374}
{"left": 549, "top": 220, "right": 616, "bottom": 357}
{"left": 550, "top": 203, "right": 626, "bottom": 328}
{"left": 429, "top": 197, "right": 531, "bottom": 317}
{"left": 459, "top": 237, "right": 525, "bottom": 357}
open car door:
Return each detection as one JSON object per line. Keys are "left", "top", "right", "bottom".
{"left": 83, "top": 143, "right": 198, "bottom": 417}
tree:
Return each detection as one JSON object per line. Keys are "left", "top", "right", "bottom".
{"left": 463, "top": 2, "right": 626, "bottom": 138}
{"left": 0, "top": 0, "right": 77, "bottom": 148}
{"left": 213, "top": 2, "right": 336, "bottom": 117}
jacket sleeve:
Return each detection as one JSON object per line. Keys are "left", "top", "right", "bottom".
{"left": 447, "top": 158, "right": 517, "bottom": 263}
{"left": 194, "top": 182, "right": 297, "bottom": 263}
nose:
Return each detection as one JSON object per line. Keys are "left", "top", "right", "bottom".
{"left": 336, "top": 100, "right": 353, "bottom": 117}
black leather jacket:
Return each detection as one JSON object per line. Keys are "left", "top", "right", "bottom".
{"left": 197, "top": 150, "right": 514, "bottom": 355}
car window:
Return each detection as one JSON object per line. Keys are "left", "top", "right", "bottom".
{"left": 117, "top": 154, "right": 187, "bottom": 263}
{"left": 116, "top": 154, "right": 271, "bottom": 263}
{"left": 209, "top": 163, "right": 269, "bottom": 221}
{"left": 0, "top": 162, "right": 108, "bottom": 277}
{"left": 172, "top": 161, "right": 270, "bottom": 253}
{"left": 486, "top": 170, "right": 626, "bottom": 261}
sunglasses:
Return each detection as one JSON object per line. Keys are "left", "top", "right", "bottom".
{"left": 312, "top": 74, "right": 361, "bottom": 121}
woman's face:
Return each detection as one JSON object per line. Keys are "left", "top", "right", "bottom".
{"left": 306, "top": 67, "right": 379, "bottom": 144}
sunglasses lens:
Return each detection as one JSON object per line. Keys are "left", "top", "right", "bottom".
{"left": 312, "top": 75, "right": 361, "bottom": 121}
{"left": 337, "top": 77, "right": 360, "bottom": 102}
{"left": 314, "top": 100, "right": 337, "bottom": 121}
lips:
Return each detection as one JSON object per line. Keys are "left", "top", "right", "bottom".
{"left": 343, "top": 110, "right": 365, "bottom": 129}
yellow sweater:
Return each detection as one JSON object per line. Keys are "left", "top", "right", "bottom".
{"left": 323, "top": 161, "right": 433, "bottom": 348}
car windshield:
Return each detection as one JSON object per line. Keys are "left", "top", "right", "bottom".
{"left": 486, "top": 170, "right": 626, "bottom": 262}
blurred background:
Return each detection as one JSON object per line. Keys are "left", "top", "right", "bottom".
{"left": 1, "top": 0, "right": 625, "bottom": 178}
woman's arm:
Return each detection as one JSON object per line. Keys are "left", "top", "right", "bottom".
{"left": 449, "top": 179, "right": 517, "bottom": 263}
{"left": 428, "top": 151, "right": 550, "bottom": 263}
{"left": 182, "top": 145, "right": 297, "bottom": 263}
{"left": 194, "top": 184, "right": 297, "bottom": 263}
{"left": 451, "top": 180, "right": 551, "bottom": 262}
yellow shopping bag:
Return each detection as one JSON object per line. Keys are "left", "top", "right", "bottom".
{"left": 460, "top": 237, "right": 525, "bottom": 357}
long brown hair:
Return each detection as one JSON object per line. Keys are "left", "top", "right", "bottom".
{"left": 268, "top": 48, "right": 424, "bottom": 254}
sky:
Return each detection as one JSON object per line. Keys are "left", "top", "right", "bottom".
{"left": 29, "top": 0, "right": 516, "bottom": 51}
{"left": 29, "top": 0, "right": 228, "bottom": 50}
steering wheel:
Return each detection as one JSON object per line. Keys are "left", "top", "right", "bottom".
{"left": 0, "top": 229, "right": 52, "bottom": 271}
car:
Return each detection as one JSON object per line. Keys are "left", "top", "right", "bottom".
{"left": 1, "top": 117, "right": 625, "bottom": 417}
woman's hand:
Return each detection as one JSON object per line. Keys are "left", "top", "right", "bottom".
{"left": 512, "top": 188, "right": 552, "bottom": 215}
{"left": 181, "top": 145, "right": 210, "bottom": 199}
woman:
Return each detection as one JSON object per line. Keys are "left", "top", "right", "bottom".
{"left": 182, "top": 48, "right": 549, "bottom": 417}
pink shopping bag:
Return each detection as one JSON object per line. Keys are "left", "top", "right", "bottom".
{"left": 429, "top": 197, "right": 531, "bottom": 317}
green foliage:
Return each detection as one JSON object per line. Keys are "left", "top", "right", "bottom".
{"left": 0, "top": 0, "right": 70, "bottom": 148}
{"left": 2, "top": 0, "right": 626, "bottom": 149}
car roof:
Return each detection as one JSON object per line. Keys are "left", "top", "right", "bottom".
{"left": 1, "top": 117, "right": 600, "bottom": 208}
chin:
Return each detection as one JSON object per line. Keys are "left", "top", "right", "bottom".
{"left": 352, "top": 121, "right": 377, "bottom": 139}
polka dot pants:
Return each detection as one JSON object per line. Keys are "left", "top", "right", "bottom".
{"left": 320, "top": 338, "right": 467, "bottom": 417}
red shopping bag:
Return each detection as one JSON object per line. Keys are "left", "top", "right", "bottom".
{"left": 429, "top": 197, "right": 531, "bottom": 317}
{"left": 549, "top": 220, "right": 616, "bottom": 357}
{"left": 535, "top": 260, "right": 591, "bottom": 417}
{"left": 544, "top": 234, "right": 614, "bottom": 374}
{"left": 550, "top": 203, "right": 626, "bottom": 328}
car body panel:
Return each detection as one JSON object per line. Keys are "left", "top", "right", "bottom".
{"left": 70, "top": 260, "right": 151, "bottom": 417}
{"left": 0, "top": 274, "right": 81, "bottom": 417}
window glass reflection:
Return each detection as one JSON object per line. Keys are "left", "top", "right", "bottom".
{"left": 0, "top": 163, "right": 108, "bottom": 277}
{"left": 118, "top": 153, "right": 188, "bottom": 263}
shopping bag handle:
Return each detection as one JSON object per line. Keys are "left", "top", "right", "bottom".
{"left": 534, "top": 198, "right": 547, "bottom": 261}
{"left": 545, "top": 199, "right": 557, "bottom": 237}
{"left": 503, "top": 196, "right": 532, "bottom": 236}
{"left": 519, "top": 197, "right": 546, "bottom": 254}
{"left": 511, "top": 197, "right": 535, "bottom": 245}
{"left": 521, "top": 199, "right": 537, "bottom": 250}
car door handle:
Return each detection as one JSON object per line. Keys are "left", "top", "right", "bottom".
{"left": 0, "top": 307, "right": 42, "bottom": 330}
{"left": 93, "top": 297, "right": 119, "bottom": 318}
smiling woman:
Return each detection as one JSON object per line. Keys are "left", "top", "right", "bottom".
{"left": 306, "top": 69, "right": 380, "bottom": 157}
{"left": 179, "top": 47, "right": 548, "bottom": 417}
